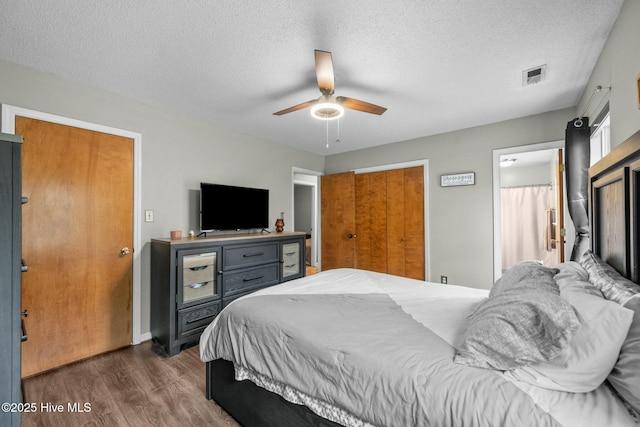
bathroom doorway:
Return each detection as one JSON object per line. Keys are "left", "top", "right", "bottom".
{"left": 493, "top": 141, "right": 572, "bottom": 281}
{"left": 292, "top": 169, "right": 320, "bottom": 274}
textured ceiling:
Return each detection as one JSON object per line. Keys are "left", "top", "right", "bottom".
{"left": 0, "top": 1, "right": 625, "bottom": 155}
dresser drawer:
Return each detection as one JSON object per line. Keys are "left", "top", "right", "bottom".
{"left": 224, "top": 243, "right": 279, "bottom": 269}
{"left": 178, "top": 301, "right": 222, "bottom": 337}
{"left": 223, "top": 263, "right": 279, "bottom": 296}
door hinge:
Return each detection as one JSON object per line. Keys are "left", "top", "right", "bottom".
{"left": 560, "top": 228, "right": 566, "bottom": 237}
{"left": 558, "top": 164, "right": 566, "bottom": 173}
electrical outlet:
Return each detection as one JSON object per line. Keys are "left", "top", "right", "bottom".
{"left": 440, "top": 275, "right": 448, "bottom": 284}
{"left": 145, "top": 210, "right": 154, "bottom": 222}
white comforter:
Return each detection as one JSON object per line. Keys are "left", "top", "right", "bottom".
{"left": 200, "top": 268, "right": 637, "bottom": 427}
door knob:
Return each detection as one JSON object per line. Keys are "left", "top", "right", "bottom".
{"left": 120, "top": 247, "right": 131, "bottom": 256}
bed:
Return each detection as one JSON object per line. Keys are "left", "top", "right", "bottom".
{"left": 200, "top": 130, "right": 640, "bottom": 427}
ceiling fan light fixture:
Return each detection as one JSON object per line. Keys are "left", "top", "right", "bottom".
{"left": 311, "top": 102, "right": 344, "bottom": 120}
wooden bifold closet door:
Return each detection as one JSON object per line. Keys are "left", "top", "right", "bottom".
{"left": 322, "top": 166, "right": 425, "bottom": 280}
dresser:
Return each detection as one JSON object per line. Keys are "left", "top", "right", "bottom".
{"left": 151, "top": 232, "right": 306, "bottom": 356}
{"left": 0, "top": 133, "right": 24, "bottom": 427}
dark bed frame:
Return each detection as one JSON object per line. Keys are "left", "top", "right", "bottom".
{"left": 205, "top": 130, "right": 640, "bottom": 427}
{"left": 589, "top": 129, "right": 640, "bottom": 282}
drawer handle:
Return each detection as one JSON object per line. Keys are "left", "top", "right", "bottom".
{"left": 186, "top": 314, "right": 216, "bottom": 325}
{"left": 285, "top": 264, "right": 297, "bottom": 268}
{"left": 189, "top": 265, "right": 209, "bottom": 271}
{"left": 243, "top": 275, "right": 264, "bottom": 282}
{"left": 243, "top": 252, "right": 264, "bottom": 258}
{"left": 189, "top": 282, "right": 208, "bottom": 289}
{"left": 285, "top": 252, "right": 296, "bottom": 256}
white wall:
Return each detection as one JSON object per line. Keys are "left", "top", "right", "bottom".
{"left": 0, "top": 59, "right": 325, "bottom": 337}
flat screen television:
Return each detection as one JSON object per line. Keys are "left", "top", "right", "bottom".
{"left": 200, "top": 183, "right": 269, "bottom": 231}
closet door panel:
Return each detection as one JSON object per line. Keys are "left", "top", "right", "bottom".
{"left": 355, "top": 174, "right": 372, "bottom": 271}
{"left": 369, "top": 172, "right": 388, "bottom": 273}
{"left": 321, "top": 172, "right": 356, "bottom": 270}
{"left": 356, "top": 172, "right": 388, "bottom": 273}
{"left": 387, "top": 169, "right": 406, "bottom": 276}
{"left": 404, "top": 166, "right": 425, "bottom": 280}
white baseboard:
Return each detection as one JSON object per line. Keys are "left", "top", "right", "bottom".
{"left": 138, "top": 332, "right": 153, "bottom": 344}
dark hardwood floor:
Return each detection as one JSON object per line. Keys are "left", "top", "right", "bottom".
{"left": 21, "top": 342, "right": 241, "bottom": 427}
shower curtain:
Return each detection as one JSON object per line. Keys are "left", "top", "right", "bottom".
{"left": 501, "top": 185, "right": 557, "bottom": 270}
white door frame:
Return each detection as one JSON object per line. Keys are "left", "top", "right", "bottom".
{"left": 1, "top": 104, "right": 143, "bottom": 345}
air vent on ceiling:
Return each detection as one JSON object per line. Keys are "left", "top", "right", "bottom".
{"left": 523, "top": 64, "right": 547, "bottom": 86}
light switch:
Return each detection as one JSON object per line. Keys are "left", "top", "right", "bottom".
{"left": 145, "top": 210, "right": 154, "bottom": 222}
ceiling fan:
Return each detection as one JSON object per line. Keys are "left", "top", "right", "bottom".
{"left": 273, "top": 50, "right": 387, "bottom": 120}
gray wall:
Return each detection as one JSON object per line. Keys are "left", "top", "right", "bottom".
{"left": 0, "top": 59, "right": 325, "bottom": 337}
{"left": 294, "top": 185, "right": 313, "bottom": 235}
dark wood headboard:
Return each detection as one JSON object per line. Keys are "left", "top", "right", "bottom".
{"left": 589, "top": 130, "right": 640, "bottom": 283}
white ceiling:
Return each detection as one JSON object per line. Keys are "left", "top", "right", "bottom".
{"left": 0, "top": 1, "right": 625, "bottom": 155}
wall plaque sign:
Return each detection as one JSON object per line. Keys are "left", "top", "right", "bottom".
{"left": 440, "top": 172, "right": 475, "bottom": 187}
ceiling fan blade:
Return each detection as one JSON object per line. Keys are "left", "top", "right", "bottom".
{"left": 315, "top": 50, "right": 335, "bottom": 95}
{"left": 273, "top": 100, "right": 317, "bottom": 116}
{"left": 337, "top": 96, "right": 387, "bottom": 115}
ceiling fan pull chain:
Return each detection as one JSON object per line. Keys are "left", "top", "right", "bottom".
{"left": 335, "top": 119, "right": 341, "bottom": 144}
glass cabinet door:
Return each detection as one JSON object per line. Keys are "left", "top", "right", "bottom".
{"left": 281, "top": 241, "right": 302, "bottom": 280}
{"left": 178, "top": 250, "right": 221, "bottom": 308}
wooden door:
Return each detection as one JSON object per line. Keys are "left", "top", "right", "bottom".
{"left": 321, "top": 172, "right": 356, "bottom": 270}
{"left": 18, "top": 117, "right": 134, "bottom": 377}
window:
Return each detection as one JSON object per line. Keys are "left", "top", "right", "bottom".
{"left": 590, "top": 112, "right": 610, "bottom": 166}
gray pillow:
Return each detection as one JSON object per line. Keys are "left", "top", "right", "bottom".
{"left": 454, "top": 262, "right": 580, "bottom": 370}
{"left": 581, "top": 250, "right": 640, "bottom": 415}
